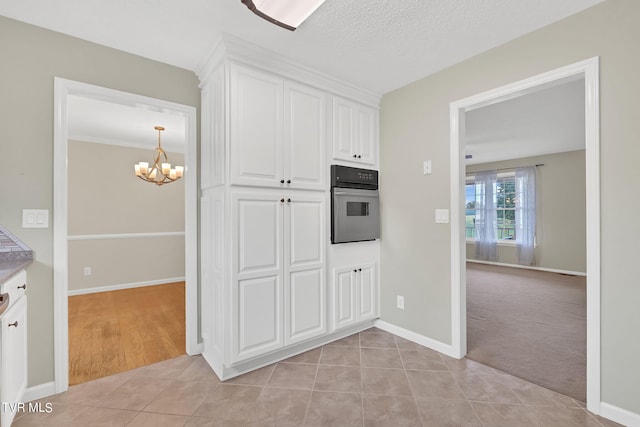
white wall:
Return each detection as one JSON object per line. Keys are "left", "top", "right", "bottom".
{"left": 67, "top": 140, "right": 185, "bottom": 292}
{"left": 0, "top": 16, "right": 200, "bottom": 386}
{"left": 466, "top": 150, "right": 586, "bottom": 273}
{"left": 380, "top": 0, "right": 640, "bottom": 416}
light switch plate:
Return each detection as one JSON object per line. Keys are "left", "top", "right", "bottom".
{"left": 423, "top": 160, "right": 432, "bottom": 175}
{"left": 435, "top": 209, "right": 449, "bottom": 224}
{"left": 22, "top": 209, "right": 49, "bottom": 228}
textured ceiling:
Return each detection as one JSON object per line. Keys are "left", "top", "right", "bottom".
{"left": 0, "top": 0, "right": 604, "bottom": 94}
{"left": 465, "top": 78, "right": 585, "bottom": 165}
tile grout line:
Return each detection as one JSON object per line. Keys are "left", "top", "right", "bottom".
{"left": 301, "top": 345, "right": 323, "bottom": 425}
{"left": 396, "top": 335, "right": 426, "bottom": 427}
{"left": 444, "top": 359, "right": 487, "bottom": 426}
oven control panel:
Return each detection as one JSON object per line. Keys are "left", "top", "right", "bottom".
{"left": 330, "top": 165, "right": 378, "bottom": 190}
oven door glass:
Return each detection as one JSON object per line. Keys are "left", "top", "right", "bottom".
{"left": 332, "top": 188, "right": 380, "bottom": 243}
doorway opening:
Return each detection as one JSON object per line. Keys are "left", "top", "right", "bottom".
{"left": 53, "top": 78, "right": 200, "bottom": 392}
{"left": 449, "top": 57, "right": 600, "bottom": 413}
{"left": 463, "top": 78, "right": 587, "bottom": 401}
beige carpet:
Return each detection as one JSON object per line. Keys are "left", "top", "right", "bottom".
{"left": 466, "top": 262, "right": 586, "bottom": 402}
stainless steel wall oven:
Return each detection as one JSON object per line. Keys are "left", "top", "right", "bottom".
{"left": 331, "top": 165, "right": 380, "bottom": 244}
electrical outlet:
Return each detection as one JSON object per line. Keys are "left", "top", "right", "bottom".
{"left": 435, "top": 209, "right": 449, "bottom": 224}
{"left": 397, "top": 295, "right": 405, "bottom": 310}
{"left": 83, "top": 267, "right": 92, "bottom": 276}
{"left": 423, "top": 160, "right": 432, "bottom": 175}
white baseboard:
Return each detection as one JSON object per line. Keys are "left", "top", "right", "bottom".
{"left": 466, "top": 259, "right": 586, "bottom": 277}
{"left": 68, "top": 277, "right": 185, "bottom": 296}
{"left": 374, "top": 320, "right": 457, "bottom": 359}
{"left": 23, "top": 381, "right": 57, "bottom": 402}
{"left": 600, "top": 402, "right": 640, "bottom": 427}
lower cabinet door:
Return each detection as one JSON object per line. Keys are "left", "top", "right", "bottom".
{"left": 357, "top": 264, "right": 377, "bottom": 321}
{"left": 235, "top": 275, "right": 284, "bottom": 362}
{"left": 333, "top": 267, "right": 356, "bottom": 330}
{"left": 1, "top": 295, "right": 27, "bottom": 427}
{"left": 284, "top": 195, "right": 326, "bottom": 345}
{"left": 285, "top": 267, "right": 326, "bottom": 345}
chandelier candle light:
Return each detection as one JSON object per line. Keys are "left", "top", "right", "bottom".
{"left": 134, "top": 126, "right": 184, "bottom": 186}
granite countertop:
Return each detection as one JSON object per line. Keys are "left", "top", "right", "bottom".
{"left": 0, "top": 224, "right": 33, "bottom": 284}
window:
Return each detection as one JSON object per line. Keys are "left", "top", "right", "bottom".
{"left": 466, "top": 173, "right": 516, "bottom": 241}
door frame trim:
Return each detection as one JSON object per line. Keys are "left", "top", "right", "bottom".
{"left": 53, "top": 77, "right": 201, "bottom": 394}
{"left": 448, "top": 57, "right": 600, "bottom": 413}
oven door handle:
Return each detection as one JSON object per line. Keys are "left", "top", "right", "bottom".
{"left": 333, "top": 190, "right": 378, "bottom": 197}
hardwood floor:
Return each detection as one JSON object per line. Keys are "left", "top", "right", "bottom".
{"left": 68, "top": 282, "right": 185, "bottom": 385}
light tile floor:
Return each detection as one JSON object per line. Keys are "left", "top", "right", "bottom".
{"left": 14, "top": 328, "right": 621, "bottom": 426}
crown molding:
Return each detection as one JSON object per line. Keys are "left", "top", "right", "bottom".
{"left": 196, "top": 33, "right": 381, "bottom": 107}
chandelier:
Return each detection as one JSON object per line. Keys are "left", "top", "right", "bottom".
{"left": 134, "top": 126, "right": 184, "bottom": 186}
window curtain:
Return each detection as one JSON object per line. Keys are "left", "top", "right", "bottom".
{"left": 474, "top": 170, "right": 497, "bottom": 261}
{"left": 515, "top": 166, "right": 536, "bottom": 265}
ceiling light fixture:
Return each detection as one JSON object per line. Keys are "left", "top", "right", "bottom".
{"left": 240, "top": 0, "right": 326, "bottom": 31}
{"left": 134, "top": 126, "right": 183, "bottom": 186}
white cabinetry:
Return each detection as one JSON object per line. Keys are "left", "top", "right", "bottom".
{"left": 230, "top": 64, "right": 325, "bottom": 190}
{"left": 332, "top": 263, "right": 376, "bottom": 331}
{"left": 232, "top": 192, "right": 325, "bottom": 363}
{"left": 333, "top": 97, "right": 377, "bottom": 166}
{"left": 199, "top": 39, "right": 380, "bottom": 380}
{"left": 1, "top": 270, "right": 28, "bottom": 427}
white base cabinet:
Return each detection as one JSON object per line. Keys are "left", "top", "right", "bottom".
{"left": 333, "top": 263, "right": 376, "bottom": 331}
{"left": 1, "top": 270, "right": 28, "bottom": 427}
{"left": 231, "top": 192, "right": 326, "bottom": 364}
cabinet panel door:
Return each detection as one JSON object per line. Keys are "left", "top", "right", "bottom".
{"left": 1, "top": 296, "right": 27, "bottom": 427}
{"left": 230, "top": 64, "right": 283, "bottom": 187}
{"left": 356, "top": 106, "right": 376, "bottom": 166}
{"left": 284, "top": 82, "right": 325, "bottom": 190}
{"left": 332, "top": 98, "right": 355, "bottom": 161}
{"left": 285, "top": 268, "right": 325, "bottom": 344}
{"left": 357, "top": 264, "right": 377, "bottom": 321}
{"left": 333, "top": 268, "right": 356, "bottom": 330}
{"left": 236, "top": 275, "right": 283, "bottom": 360}
{"left": 286, "top": 196, "right": 324, "bottom": 269}
{"left": 234, "top": 194, "right": 282, "bottom": 276}
{"left": 284, "top": 196, "right": 325, "bottom": 343}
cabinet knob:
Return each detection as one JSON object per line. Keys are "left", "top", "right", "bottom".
{"left": 280, "top": 198, "right": 285, "bottom": 203}
{"left": 286, "top": 179, "right": 291, "bottom": 184}
{"left": 353, "top": 269, "right": 358, "bottom": 273}
{"left": 353, "top": 154, "right": 357, "bottom": 158}
{"left": 358, "top": 268, "right": 362, "bottom": 271}
{"left": 18, "top": 284, "right": 26, "bottom": 290}
{"left": 8, "top": 321, "right": 18, "bottom": 328}
{"left": 357, "top": 155, "right": 362, "bottom": 159}
{"left": 287, "top": 198, "right": 291, "bottom": 203}
{"left": 280, "top": 179, "right": 285, "bottom": 184}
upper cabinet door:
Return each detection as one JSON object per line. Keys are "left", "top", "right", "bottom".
{"left": 230, "top": 64, "right": 284, "bottom": 187}
{"left": 355, "top": 106, "right": 377, "bottom": 166}
{"left": 332, "top": 97, "right": 355, "bottom": 162}
{"left": 332, "top": 96, "right": 377, "bottom": 166}
{"left": 284, "top": 82, "right": 326, "bottom": 191}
